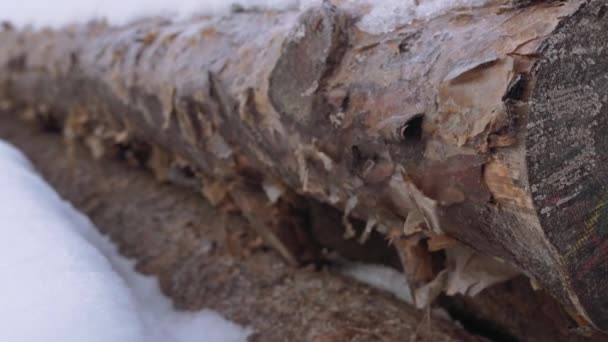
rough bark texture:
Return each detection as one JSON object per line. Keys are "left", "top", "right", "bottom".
{"left": 5, "top": 102, "right": 608, "bottom": 342}
{"left": 0, "top": 117, "right": 476, "bottom": 342}
{"left": 2, "top": 0, "right": 608, "bottom": 333}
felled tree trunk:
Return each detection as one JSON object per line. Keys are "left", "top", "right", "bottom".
{"left": 0, "top": 116, "right": 477, "bottom": 342}
{"left": 2, "top": 0, "right": 608, "bottom": 332}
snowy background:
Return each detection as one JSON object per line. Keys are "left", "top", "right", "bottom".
{"left": 0, "top": 0, "right": 492, "bottom": 33}
{"left": 0, "top": 140, "right": 251, "bottom": 341}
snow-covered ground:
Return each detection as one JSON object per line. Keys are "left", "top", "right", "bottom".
{"left": 0, "top": 0, "right": 492, "bottom": 33}
{"left": 0, "top": 140, "right": 251, "bottom": 342}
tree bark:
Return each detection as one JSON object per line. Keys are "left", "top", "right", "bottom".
{"left": 2, "top": 0, "right": 608, "bottom": 332}
{"left": 0, "top": 116, "right": 477, "bottom": 342}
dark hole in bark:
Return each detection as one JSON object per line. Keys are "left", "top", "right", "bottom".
{"left": 398, "top": 41, "right": 409, "bottom": 53}
{"left": 401, "top": 114, "right": 423, "bottom": 143}
{"left": 37, "top": 112, "right": 62, "bottom": 134}
{"left": 341, "top": 94, "right": 350, "bottom": 112}
{"left": 503, "top": 74, "right": 526, "bottom": 101}
{"left": 351, "top": 145, "right": 363, "bottom": 164}
{"left": 178, "top": 165, "right": 196, "bottom": 179}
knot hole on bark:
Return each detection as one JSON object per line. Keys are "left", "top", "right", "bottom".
{"left": 400, "top": 114, "right": 423, "bottom": 143}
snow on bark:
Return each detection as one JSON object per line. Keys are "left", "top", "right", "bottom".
{"left": 0, "top": 0, "right": 494, "bottom": 31}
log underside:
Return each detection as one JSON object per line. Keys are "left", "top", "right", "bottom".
{"left": 3, "top": 0, "right": 608, "bottom": 335}
{"left": 0, "top": 115, "right": 475, "bottom": 342}
{"left": 3, "top": 110, "right": 608, "bottom": 342}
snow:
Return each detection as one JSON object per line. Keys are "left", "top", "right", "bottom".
{"left": 355, "top": 0, "right": 492, "bottom": 34}
{"left": 0, "top": 0, "right": 299, "bottom": 28}
{"left": 1, "top": 0, "right": 492, "bottom": 32}
{"left": 333, "top": 259, "right": 413, "bottom": 304}
{"left": 0, "top": 140, "right": 251, "bottom": 342}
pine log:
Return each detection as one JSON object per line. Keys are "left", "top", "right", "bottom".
{"left": 4, "top": 93, "right": 607, "bottom": 342}
{"left": 2, "top": 0, "right": 608, "bottom": 332}
{"left": 0, "top": 116, "right": 477, "bottom": 342}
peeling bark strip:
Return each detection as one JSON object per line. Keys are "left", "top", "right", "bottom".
{"left": 2, "top": 0, "right": 608, "bottom": 331}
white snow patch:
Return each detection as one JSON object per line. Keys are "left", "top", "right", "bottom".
{"left": 355, "top": 0, "right": 492, "bottom": 34}
{"left": 335, "top": 259, "right": 413, "bottom": 304}
{"left": 2, "top": 0, "right": 493, "bottom": 32}
{"left": 0, "top": 0, "right": 299, "bottom": 28}
{"left": 0, "top": 140, "right": 251, "bottom": 342}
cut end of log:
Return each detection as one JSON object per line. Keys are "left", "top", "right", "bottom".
{"left": 526, "top": 0, "right": 608, "bottom": 330}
